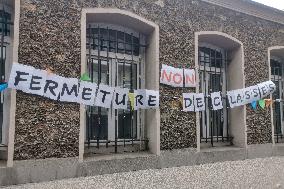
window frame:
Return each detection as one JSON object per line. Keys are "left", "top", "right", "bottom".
{"left": 0, "top": 4, "right": 13, "bottom": 146}
{"left": 195, "top": 31, "right": 246, "bottom": 150}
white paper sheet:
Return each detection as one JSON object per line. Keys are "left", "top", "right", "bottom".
{"left": 194, "top": 93, "right": 205, "bottom": 112}
{"left": 113, "top": 87, "right": 129, "bottom": 110}
{"left": 60, "top": 78, "right": 79, "bottom": 103}
{"left": 95, "top": 84, "right": 114, "bottom": 108}
{"left": 160, "top": 64, "right": 184, "bottom": 87}
{"left": 249, "top": 85, "right": 261, "bottom": 102}
{"left": 134, "top": 89, "right": 146, "bottom": 110}
{"left": 182, "top": 93, "right": 195, "bottom": 112}
{"left": 227, "top": 90, "right": 237, "bottom": 108}
{"left": 43, "top": 74, "right": 64, "bottom": 101}
{"left": 8, "top": 63, "right": 34, "bottom": 93}
{"left": 78, "top": 81, "right": 97, "bottom": 106}
{"left": 28, "top": 69, "right": 47, "bottom": 96}
{"left": 145, "top": 89, "right": 159, "bottom": 109}
{"left": 210, "top": 92, "right": 223, "bottom": 110}
{"left": 184, "top": 68, "right": 196, "bottom": 87}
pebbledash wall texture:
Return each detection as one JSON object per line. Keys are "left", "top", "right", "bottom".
{"left": 14, "top": 0, "right": 284, "bottom": 160}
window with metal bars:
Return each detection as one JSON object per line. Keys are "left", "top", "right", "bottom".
{"left": 198, "top": 46, "right": 232, "bottom": 147}
{"left": 85, "top": 24, "right": 148, "bottom": 154}
{"left": 0, "top": 6, "right": 12, "bottom": 145}
{"left": 271, "top": 58, "right": 284, "bottom": 143}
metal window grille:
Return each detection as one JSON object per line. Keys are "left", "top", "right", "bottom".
{"left": 85, "top": 24, "right": 148, "bottom": 154}
{"left": 198, "top": 46, "right": 233, "bottom": 147}
{"left": 0, "top": 7, "right": 12, "bottom": 144}
{"left": 271, "top": 59, "right": 284, "bottom": 143}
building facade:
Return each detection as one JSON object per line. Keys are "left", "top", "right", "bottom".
{"left": 0, "top": 0, "right": 284, "bottom": 186}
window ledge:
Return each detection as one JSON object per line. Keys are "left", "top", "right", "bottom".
{"left": 83, "top": 151, "right": 157, "bottom": 162}
{"left": 274, "top": 143, "right": 284, "bottom": 147}
{"left": 200, "top": 146, "right": 245, "bottom": 153}
{"left": 0, "top": 145, "right": 7, "bottom": 150}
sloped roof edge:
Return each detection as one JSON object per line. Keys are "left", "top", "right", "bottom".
{"left": 201, "top": 0, "right": 284, "bottom": 25}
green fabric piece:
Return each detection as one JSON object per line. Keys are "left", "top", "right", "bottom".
{"left": 80, "top": 73, "right": 91, "bottom": 81}
{"left": 258, "top": 99, "right": 265, "bottom": 109}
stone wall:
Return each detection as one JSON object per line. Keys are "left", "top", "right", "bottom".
{"left": 15, "top": 0, "right": 284, "bottom": 159}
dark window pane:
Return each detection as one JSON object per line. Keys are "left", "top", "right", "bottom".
{"left": 117, "top": 31, "right": 124, "bottom": 42}
{"left": 109, "top": 41, "right": 116, "bottom": 53}
{"left": 87, "top": 27, "right": 141, "bottom": 56}
{"left": 93, "top": 38, "right": 98, "bottom": 50}
{"left": 134, "top": 45, "right": 139, "bottom": 56}
{"left": 0, "top": 10, "right": 11, "bottom": 36}
{"left": 216, "top": 51, "right": 222, "bottom": 58}
{"left": 100, "top": 39, "right": 108, "bottom": 51}
{"left": 271, "top": 59, "right": 282, "bottom": 76}
{"left": 100, "top": 28, "right": 108, "bottom": 39}
{"left": 133, "top": 37, "right": 139, "bottom": 45}
{"left": 92, "top": 28, "right": 98, "bottom": 38}
{"left": 109, "top": 29, "right": 116, "bottom": 41}
{"left": 118, "top": 110, "right": 137, "bottom": 139}
{"left": 125, "top": 33, "right": 132, "bottom": 43}
{"left": 118, "top": 42, "right": 124, "bottom": 54}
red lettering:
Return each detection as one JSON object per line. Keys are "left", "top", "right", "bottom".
{"left": 173, "top": 73, "right": 183, "bottom": 84}
{"left": 185, "top": 73, "right": 195, "bottom": 85}
{"left": 161, "top": 70, "right": 172, "bottom": 82}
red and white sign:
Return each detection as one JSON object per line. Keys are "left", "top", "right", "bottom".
{"left": 160, "top": 64, "right": 196, "bottom": 88}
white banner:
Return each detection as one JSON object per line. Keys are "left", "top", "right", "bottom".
{"left": 183, "top": 81, "right": 276, "bottom": 111}
{"left": 210, "top": 92, "right": 223, "bottom": 110}
{"left": 8, "top": 63, "right": 160, "bottom": 110}
{"left": 227, "top": 81, "right": 276, "bottom": 108}
{"left": 113, "top": 87, "right": 129, "bottom": 110}
{"left": 8, "top": 63, "right": 276, "bottom": 111}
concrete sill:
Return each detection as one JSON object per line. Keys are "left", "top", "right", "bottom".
{"left": 0, "top": 145, "right": 7, "bottom": 150}
{"left": 274, "top": 143, "right": 284, "bottom": 147}
{"left": 200, "top": 146, "right": 245, "bottom": 153}
{"left": 84, "top": 151, "right": 157, "bottom": 162}
{"left": 0, "top": 160, "right": 6, "bottom": 168}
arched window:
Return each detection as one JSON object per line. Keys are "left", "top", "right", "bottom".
{"left": 80, "top": 9, "right": 159, "bottom": 159}
{"left": 195, "top": 31, "right": 245, "bottom": 149}
{"left": 198, "top": 44, "right": 230, "bottom": 147}
{"left": 85, "top": 24, "right": 147, "bottom": 154}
